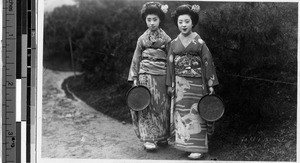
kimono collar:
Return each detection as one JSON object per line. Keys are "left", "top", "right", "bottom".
{"left": 145, "top": 28, "right": 164, "bottom": 38}
{"left": 142, "top": 28, "right": 167, "bottom": 48}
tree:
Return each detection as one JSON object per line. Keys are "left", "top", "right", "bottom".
{"left": 198, "top": 2, "right": 297, "bottom": 125}
{"left": 44, "top": 0, "right": 145, "bottom": 84}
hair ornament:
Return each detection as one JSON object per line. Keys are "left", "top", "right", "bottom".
{"left": 140, "top": 3, "right": 147, "bottom": 14}
{"left": 161, "top": 4, "right": 168, "bottom": 13}
{"left": 191, "top": 4, "right": 200, "bottom": 13}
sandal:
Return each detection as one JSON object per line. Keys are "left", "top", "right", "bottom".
{"left": 143, "top": 142, "right": 157, "bottom": 151}
{"left": 188, "top": 153, "right": 203, "bottom": 160}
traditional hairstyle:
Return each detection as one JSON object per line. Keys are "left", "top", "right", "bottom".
{"left": 141, "top": 2, "right": 168, "bottom": 23}
{"left": 171, "top": 4, "right": 200, "bottom": 28}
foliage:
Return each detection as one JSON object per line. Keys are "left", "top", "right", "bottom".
{"left": 44, "top": 0, "right": 224, "bottom": 84}
{"left": 44, "top": 5, "right": 80, "bottom": 70}
{"left": 44, "top": 1, "right": 297, "bottom": 125}
{"left": 198, "top": 2, "right": 297, "bottom": 124}
{"left": 44, "top": 0, "right": 146, "bottom": 85}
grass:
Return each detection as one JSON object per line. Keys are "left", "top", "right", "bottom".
{"left": 62, "top": 74, "right": 132, "bottom": 122}
{"left": 62, "top": 73, "right": 297, "bottom": 161}
{"left": 209, "top": 111, "right": 296, "bottom": 161}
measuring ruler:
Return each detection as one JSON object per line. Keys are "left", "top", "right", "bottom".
{"left": 2, "top": 0, "right": 36, "bottom": 162}
{"left": 2, "top": 0, "right": 17, "bottom": 162}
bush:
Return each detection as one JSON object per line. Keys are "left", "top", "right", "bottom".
{"left": 44, "top": 0, "right": 146, "bottom": 85}
{"left": 44, "top": 1, "right": 297, "bottom": 127}
{"left": 198, "top": 2, "right": 297, "bottom": 126}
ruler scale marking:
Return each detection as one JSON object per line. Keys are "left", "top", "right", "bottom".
{"left": 2, "top": 0, "right": 26, "bottom": 162}
{"left": 30, "top": 1, "right": 36, "bottom": 163}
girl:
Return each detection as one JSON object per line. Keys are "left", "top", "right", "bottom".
{"left": 167, "top": 4, "right": 219, "bottom": 159}
{"left": 128, "top": 2, "right": 171, "bottom": 151}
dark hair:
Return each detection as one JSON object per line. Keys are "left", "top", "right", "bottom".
{"left": 171, "top": 4, "right": 199, "bottom": 28}
{"left": 141, "top": 2, "right": 165, "bottom": 23}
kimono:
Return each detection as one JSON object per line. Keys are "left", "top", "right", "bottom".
{"left": 128, "top": 28, "right": 171, "bottom": 142}
{"left": 166, "top": 33, "right": 219, "bottom": 153}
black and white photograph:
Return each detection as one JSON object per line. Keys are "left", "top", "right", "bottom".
{"left": 39, "top": 0, "right": 297, "bottom": 162}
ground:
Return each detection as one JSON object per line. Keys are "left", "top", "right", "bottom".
{"left": 42, "top": 68, "right": 296, "bottom": 161}
{"left": 42, "top": 69, "right": 203, "bottom": 160}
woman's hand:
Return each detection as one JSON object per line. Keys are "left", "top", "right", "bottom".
{"left": 209, "top": 87, "right": 214, "bottom": 95}
{"left": 167, "top": 86, "right": 175, "bottom": 97}
{"left": 133, "top": 79, "right": 138, "bottom": 86}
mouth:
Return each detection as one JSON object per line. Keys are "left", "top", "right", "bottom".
{"left": 181, "top": 28, "right": 188, "bottom": 32}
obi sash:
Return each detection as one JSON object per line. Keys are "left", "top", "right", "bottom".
{"left": 139, "top": 48, "right": 167, "bottom": 75}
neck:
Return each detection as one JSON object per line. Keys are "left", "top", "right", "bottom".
{"left": 149, "top": 28, "right": 160, "bottom": 33}
{"left": 181, "top": 31, "right": 193, "bottom": 38}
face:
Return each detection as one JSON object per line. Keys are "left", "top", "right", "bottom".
{"left": 177, "top": 14, "right": 193, "bottom": 36}
{"left": 146, "top": 14, "right": 160, "bottom": 31}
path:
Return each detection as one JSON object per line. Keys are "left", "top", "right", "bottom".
{"left": 41, "top": 69, "right": 187, "bottom": 160}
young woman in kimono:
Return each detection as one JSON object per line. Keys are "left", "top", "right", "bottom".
{"left": 166, "top": 4, "right": 219, "bottom": 159}
{"left": 128, "top": 2, "right": 171, "bottom": 151}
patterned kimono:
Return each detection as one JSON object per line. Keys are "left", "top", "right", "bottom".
{"left": 128, "top": 28, "right": 171, "bottom": 142}
{"left": 166, "top": 33, "right": 219, "bottom": 153}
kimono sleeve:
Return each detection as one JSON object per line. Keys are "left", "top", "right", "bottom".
{"left": 166, "top": 41, "right": 175, "bottom": 87}
{"left": 128, "top": 37, "right": 143, "bottom": 81}
{"left": 201, "top": 43, "right": 219, "bottom": 87}
{"left": 165, "top": 35, "right": 171, "bottom": 45}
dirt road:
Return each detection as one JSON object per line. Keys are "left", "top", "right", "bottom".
{"left": 42, "top": 69, "right": 188, "bottom": 160}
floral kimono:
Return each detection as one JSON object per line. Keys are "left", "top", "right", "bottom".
{"left": 166, "top": 33, "right": 219, "bottom": 153}
{"left": 128, "top": 28, "right": 171, "bottom": 142}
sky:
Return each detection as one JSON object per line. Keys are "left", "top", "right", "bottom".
{"left": 44, "top": 0, "right": 77, "bottom": 12}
